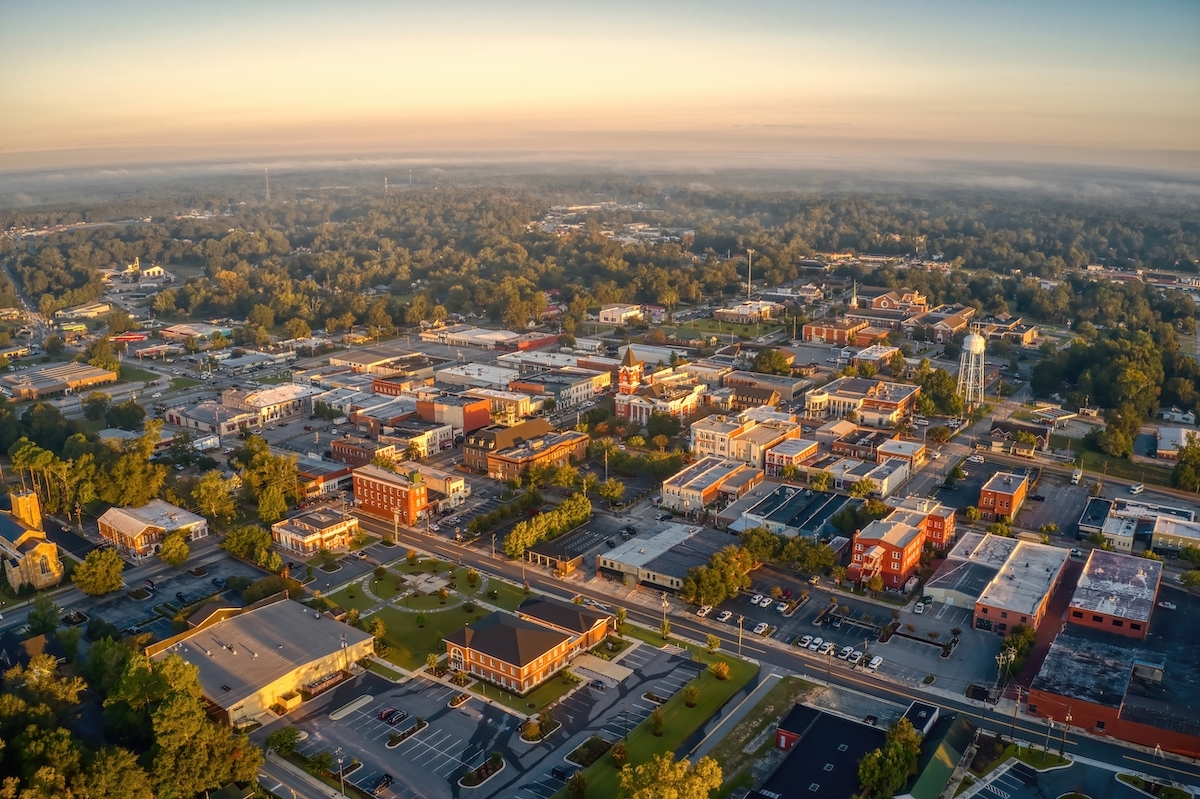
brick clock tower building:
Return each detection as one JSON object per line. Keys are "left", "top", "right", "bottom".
{"left": 618, "top": 347, "right": 643, "bottom": 394}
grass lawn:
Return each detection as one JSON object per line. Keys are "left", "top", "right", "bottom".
{"left": 559, "top": 657, "right": 759, "bottom": 799}
{"left": 118, "top": 364, "right": 160, "bottom": 384}
{"left": 473, "top": 671, "right": 579, "bottom": 714}
{"left": 484, "top": 580, "right": 531, "bottom": 611}
{"left": 365, "top": 660, "right": 405, "bottom": 681}
{"left": 1049, "top": 434, "right": 1174, "bottom": 486}
{"left": 707, "top": 676, "right": 816, "bottom": 793}
{"left": 169, "top": 377, "right": 200, "bottom": 390}
{"left": 374, "top": 604, "right": 485, "bottom": 670}
{"left": 1118, "top": 775, "right": 1190, "bottom": 799}
{"left": 328, "top": 575, "right": 403, "bottom": 613}
{"left": 403, "top": 590, "right": 459, "bottom": 610}
{"left": 972, "top": 743, "right": 1068, "bottom": 777}
{"left": 349, "top": 534, "right": 380, "bottom": 551}
{"left": 397, "top": 557, "right": 452, "bottom": 575}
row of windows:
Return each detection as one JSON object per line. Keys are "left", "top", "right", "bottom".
{"left": 1070, "top": 610, "right": 1142, "bottom": 630}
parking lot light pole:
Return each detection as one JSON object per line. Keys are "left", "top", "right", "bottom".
{"left": 1043, "top": 716, "right": 1054, "bottom": 753}
{"left": 335, "top": 747, "right": 345, "bottom": 797}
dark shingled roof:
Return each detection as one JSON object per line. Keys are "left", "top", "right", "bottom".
{"left": 518, "top": 595, "right": 609, "bottom": 635}
{"left": 0, "top": 632, "right": 67, "bottom": 669}
{"left": 444, "top": 612, "right": 570, "bottom": 668}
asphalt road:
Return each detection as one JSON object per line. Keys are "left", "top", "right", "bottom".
{"left": 355, "top": 513, "right": 1200, "bottom": 788}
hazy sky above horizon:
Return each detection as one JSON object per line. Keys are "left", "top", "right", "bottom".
{"left": 2, "top": 0, "right": 1198, "bottom": 171}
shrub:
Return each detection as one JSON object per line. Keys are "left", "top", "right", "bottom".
{"left": 611, "top": 741, "right": 628, "bottom": 767}
{"left": 650, "top": 707, "right": 665, "bottom": 737}
{"left": 683, "top": 685, "right": 699, "bottom": 708}
{"left": 710, "top": 662, "right": 730, "bottom": 681}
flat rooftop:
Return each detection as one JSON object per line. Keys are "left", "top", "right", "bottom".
{"left": 858, "top": 518, "right": 921, "bottom": 549}
{"left": 604, "top": 523, "right": 730, "bottom": 578}
{"left": 663, "top": 457, "right": 743, "bottom": 493}
{"left": 151, "top": 599, "right": 373, "bottom": 709}
{"left": 981, "top": 471, "right": 1028, "bottom": 495}
{"left": 770, "top": 439, "right": 819, "bottom": 458}
{"left": 1070, "top": 550, "right": 1162, "bottom": 622}
{"left": 947, "top": 531, "right": 1018, "bottom": 568}
{"left": 977, "top": 541, "right": 1069, "bottom": 615}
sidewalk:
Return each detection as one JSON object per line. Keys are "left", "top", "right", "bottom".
{"left": 686, "top": 670, "right": 783, "bottom": 762}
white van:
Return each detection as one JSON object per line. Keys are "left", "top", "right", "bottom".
{"left": 1129, "top": 483, "right": 1145, "bottom": 495}
{"left": 1071, "top": 469, "right": 1083, "bottom": 485}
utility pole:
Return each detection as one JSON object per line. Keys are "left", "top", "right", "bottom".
{"left": 264, "top": 167, "right": 270, "bottom": 204}
{"left": 1059, "top": 708, "right": 1071, "bottom": 756}
{"left": 1043, "top": 716, "right": 1054, "bottom": 752}
{"left": 1009, "top": 684, "right": 1023, "bottom": 742}
{"left": 737, "top": 615, "right": 744, "bottom": 656}
{"left": 661, "top": 591, "right": 669, "bottom": 629}
{"left": 491, "top": 533, "right": 496, "bottom": 559}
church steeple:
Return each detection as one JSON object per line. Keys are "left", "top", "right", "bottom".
{"left": 849, "top": 280, "right": 859, "bottom": 309}
{"left": 618, "top": 347, "right": 643, "bottom": 394}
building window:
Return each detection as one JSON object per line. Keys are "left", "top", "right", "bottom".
{"left": 1071, "top": 610, "right": 1083, "bottom": 618}
{"left": 1130, "top": 623, "right": 1142, "bottom": 631}
{"left": 1095, "top": 720, "right": 1105, "bottom": 731}
{"left": 1112, "top": 619, "right": 1123, "bottom": 627}
{"left": 981, "top": 608, "right": 988, "bottom": 615}
{"left": 1092, "top": 615, "right": 1103, "bottom": 623}
{"left": 1000, "top": 611, "right": 1007, "bottom": 619}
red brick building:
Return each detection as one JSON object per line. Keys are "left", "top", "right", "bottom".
{"left": 352, "top": 464, "right": 428, "bottom": 526}
{"left": 1067, "top": 550, "right": 1161, "bottom": 640}
{"left": 802, "top": 318, "right": 868, "bottom": 347}
{"left": 885, "top": 497, "right": 957, "bottom": 549}
{"left": 331, "top": 436, "right": 396, "bottom": 467}
{"left": 978, "top": 472, "right": 1028, "bottom": 523}
{"left": 848, "top": 519, "right": 923, "bottom": 590}
{"left": 415, "top": 394, "right": 491, "bottom": 435}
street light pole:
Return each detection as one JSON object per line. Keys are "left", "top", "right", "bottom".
{"left": 1043, "top": 716, "right": 1054, "bottom": 753}
{"left": 737, "top": 615, "right": 744, "bottom": 657}
{"left": 392, "top": 508, "right": 399, "bottom": 544}
{"left": 1060, "top": 708, "right": 1072, "bottom": 757}
{"left": 661, "top": 591, "right": 669, "bottom": 630}
{"left": 491, "top": 533, "right": 496, "bottom": 559}
{"left": 1009, "top": 684, "right": 1023, "bottom": 742}
{"left": 335, "top": 747, "right": 345, "bottom": 798}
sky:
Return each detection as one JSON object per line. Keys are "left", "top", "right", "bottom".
{"left": 1, "top": 0, "right": 1198, "bottom": 172}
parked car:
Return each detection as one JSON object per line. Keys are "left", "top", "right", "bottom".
{"left": 717, "top": 610, "right": 733, "bottom": 623}
{"left": 372, "top": 774, "right": 394, "bottom": 796}
{"left": 867, "top": 655, "right": 883, "bottom": 671}
{"left": 377, "top": 706, "right": 397, "bottom": 721}
{"left": 750, "top": 593, "right": 764, "bottom": 605}
{"left": 697, "top": 605, "right": 712, "bottom": 617}
{"left": 799, "top": 635, "right": 813, "bottom": 648}
{"left": 385, "top": 709, "right": 409, "bottom": 725}
{"left": 782, "top": 588, "right": 793, "bottom": 599}
{"left": 1070, "top": 548, "right": 1083, "bottom": 557}
{"left": 808, "top": 637, "right": 823, "bottom": 651}
{"left": 552, "top": 767, "right": 577, "bottom": 782}
{"left": 837, "top": 645, "right": 854, "bottom": 660}
{"left": 848, "top": 651, "right": 863, "bottom": 665}
{"left": 1157, "top": 601, "right": 1178, "bottom": 610}
{"left": 605, "top": 539, "right": 617, "bottom": 549}
{"left": 818, "top": 641, "right": 835, "bottom": 655}
{"left": 753, "top": 622, "right": 769, "bottom": 635}
{"left": 968, "top": 454, "right": 985, "bottom": 464}
{"left": 914, "top": 603, "right": 925, "bottom": 615}
{"left": 759, "top": 598, "right": 773, "bottom": 610}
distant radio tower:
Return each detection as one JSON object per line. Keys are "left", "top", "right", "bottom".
{"left": 746, "top": 248, "right": 754, "bottom": 299}
{"left": 264, "top": 168, "right": 270, "bottom": 203}
{"left": 957, "top": 325, "right": 987, "bottom": 409}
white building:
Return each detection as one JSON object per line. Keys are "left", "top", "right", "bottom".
{"left": 221, "top": 384, "right": 322, "bottom": 425}
{"left": 599, "top": 304, "right": 643, "bottom": 325}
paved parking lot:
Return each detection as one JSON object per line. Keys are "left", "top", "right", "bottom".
{"left": 966, "top": 759, "right": 1141, "bottom": 799}
{"left": 1015, "top": 471, "right": 1090, "bottom": 537}
{"left": 87, "top": 555, "right": 264, "bottom": 634}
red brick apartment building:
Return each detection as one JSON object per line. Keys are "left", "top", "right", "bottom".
{"left": 802, "top": 319, "right": 868, "bottom": 347}
{"left": 886, "top": 496, "right": 957, "bottom": 549}
{"left": 978, "top": 472, "right": 1028, "bottom": 522}
{"left": 352, "top": 464, "right": 428, "bottom": 526}
{"left": 331, "top": 436, "right": 395, "bottom": 467}
{"left": 848, "top": 519, "right": 923, "bottom": 590}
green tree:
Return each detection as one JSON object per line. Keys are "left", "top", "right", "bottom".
{"left": 256, "top": 484, "right": 288, "bottom": 523}
{"left": 752, "top": 348, "right": 791, "bottom": 375}
{"left": 866, "top": 574, "right": 884, "bottom": 596}
{"left": 79, "top": 746, "right": 154, "bottom": 799}
{"left": 618, "top": 753, "right": 722, "bottom": 799}
{"left": 159, "top": 530, "right": 190, "bottom": 568}
{"left": 264, "top": 725, "right": 302, "bottom": 756}
{"left": 285, "top": 317, "right": 311, "bottom": 339}
{"left": 191, "top": 470, "right": 237, "bottom": 523}
{"left": 598, "top": 478, "right": 625, "bottom": 504}
{"left": 1180, "top": 570, "right": 1200, "bottom": 589}
{"left": 567, "top": 771, "right": 588, "bottom": 799}
{"left": 26, "top": 591, "right": 61, "bottom": 636}
{"left": 105, "top": 398, "right": 147, "bottom": 430}
{"left": 82, "top": 391, "right": 111, "bottom": 421}
{"left": 706, "top": 634, "right": 721, "bottom": 653}
{"left": 4, "top": 653, "right": 87, "bottom": 713}
{"left": 367, "top": 616, "right": 387, "bottom": 641}
{"left": 83, "top": 337, "right": 121, "bottom": 372}
{"left": 849, "top": 478, "right": 874, "bottom": 498}
{"left": 809, "top": 470, "right": 833, "bottom": 491}
{"left": 966, "top": 506, "right": 981, "bottom": 521}
{"left": 73, "top": 548, "right": 125, "bottom": 595}
{"left": 660, "top": 618, "right": 671, "bottom": 640}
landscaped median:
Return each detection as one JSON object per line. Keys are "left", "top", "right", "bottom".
{"left": 554, "top": 626, "right": 759, "bottom": 799}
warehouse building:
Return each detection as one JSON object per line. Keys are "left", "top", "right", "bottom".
{"left": 0, "top": 362, "right": 118, "bottom": 400}
{"left": 597, "top": 523, "right": 730, "bottom": 591}
{"left": 1067, "top": 550, "right": 1161, "bottom": 640}
{"left": 147, "top": 598, "right": 374, "bottom": 726}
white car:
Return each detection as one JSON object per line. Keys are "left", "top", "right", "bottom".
{"left": 750, "top": 593, "right": 764, "bottom": 605}
{"left": 753, "top": 622, "right": 769, "bottom": 635}
{"left": 930, "top": 451, "right": 941, "bottom": 460}
{"left": 848, "top": 651, "right": 863, "bottom": 665}
{"left": 837, "top": 645, "right": 854, "bottom": 660}
{"left": 717, "top": 610, "right": 733, "bottom": 623}
{"left": 759, "top": 598, "right": 773, "bottom": 610}
{"left": 808, "top": 637, "right": 823, "bottom": 651}
{"left": 968, "top": 455, "right": 985, "bottom": 464}
{"left": 1157, "top": 601, "right": 1177, "bottom": 610}
{"left": 697, "top": 605, "right": 712, "bottom": 617}
{"left": 818, "top": 641, "right": 835, "bottom": 655}
{"left": 799, "top": 635, "right": 813, "bottom": 648}
{"left": 867, "top": 655, "right": 883, "bottom": 671}
{"left": 914, "top": 603, "right": 925, "bottom": 615}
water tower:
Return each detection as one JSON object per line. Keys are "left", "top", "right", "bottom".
{"left": 957, "top": 328, "right": 986, "bottom": 409}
